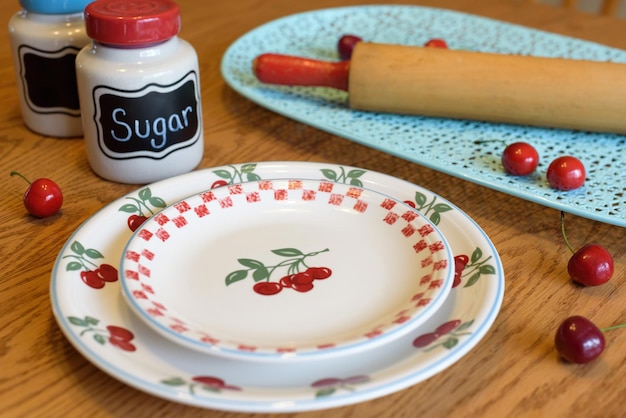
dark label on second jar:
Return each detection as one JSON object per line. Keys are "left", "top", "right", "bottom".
{"left": 19, "top": 45, "right": 81, "bottom": 115}
{"left": 93, "top": 71, "right": 201, "bottom": 160}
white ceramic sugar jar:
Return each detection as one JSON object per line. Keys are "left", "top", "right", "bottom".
{"left": 75, "top": 0, "right": 204, "bottom": 184}
{"left": 8, "top": 0, "right": 92, "bottom": 137}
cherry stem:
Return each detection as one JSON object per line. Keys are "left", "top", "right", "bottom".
{"left": 10, "top": 171, "right": 31, "bottom": 185}
{"left": 601, "top": 323, "right": 626, "bottom": 332}
{"left": 560, "top": 211, "right": 576, "bottom": 254}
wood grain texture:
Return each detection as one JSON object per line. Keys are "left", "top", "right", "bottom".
{"left": 1, "top": 1, "right": 624, "bottom": 417}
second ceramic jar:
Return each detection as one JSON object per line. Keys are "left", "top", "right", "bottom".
{"left": 9, "top": 0, "right": 92, "bottom": 137}
{"left": 76, "top": 0, "right": 204, "bottom": 184}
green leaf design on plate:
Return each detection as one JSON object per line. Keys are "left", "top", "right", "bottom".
{"left": 70, "top": 241, "right": 85, "bottom": 255}
{"left": 471, "top": 247, "right": 483, "bottom": 263}
{"left": 68, "top": 316, "right": 88, "bottom": 326}
{"left": 240, "top": 163, "right": 257, "bottom": 174}
{"left": 272, "top": 248, "right": 304, "bottom": 257}
{"left": 480, "top": 265, "right": 497, "bottom": 275}
{"left": 149, "top": 197, "right": 167, "bottom": 208}
{"left": 320, "top": 168, "right": 338, "bottom": 181}
{"left": 66, "top": 261, "right": 82, "bottom": 271}
{"left": 138, "top": 188, "right": 152, "bottom": 201}
{"left": 84, "top": 248, "right": 104, "bottom": 259}
{"left": 252, "top": 266, "right": 270, "bottom": 281}
{"left": 118, "top": 203, "right": 138, "bottom": 213}
{"left": 225, "top": 270, "right": 248, "bottom": 285}
{"left": 161, "top": 377, "right": 187, "bottom": 387}
{"left": 85, "top": 316, "right": 99, "bottom": 326}
{"left": 245, "top": 172, "right": 262, "bottom": 182}
{"left": 462, "top": 248, "right": 496, "bottom": 287}
{"left": 213, "top": 169, "right": 233, "bottom": 180}
{"left": 237, "top": 259, "right": 265, "bottom": 269}
{"left": 315, "top": 387, "right": 337, "bottom": 398}
{"left": 414, "top": 191, "right": 428, "bottom": 207}
{"left": 443, "top": 337, "right": 459, "bottom": 349}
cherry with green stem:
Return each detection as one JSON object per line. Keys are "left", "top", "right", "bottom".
{"left": 561, "top": 211, "right": 614, "bottom": 286}
{"left": 555, "top": 315, "right": 626, "bottom": 364}
{"left": 10, "top": 171, "right": 63, "bottom": 218}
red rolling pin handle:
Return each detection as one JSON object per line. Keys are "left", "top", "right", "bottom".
{"left": 252, "top": 43, "right": 626, "bottom": 134}
{"left": 253, "top": 53, "right": 349, "bottom": 91}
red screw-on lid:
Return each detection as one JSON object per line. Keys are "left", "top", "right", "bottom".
{"left": 85, "top": 0, "right": 181, "bottom": 46}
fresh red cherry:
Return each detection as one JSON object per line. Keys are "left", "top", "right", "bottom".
{"left": 555, "top": 316, "right": 605, "bottom": 363}
{"left": 555, "top": 316, "right": 626, "bottom": 364}
{"left": 568, "top": 244, "right": 614, "bottom": 286}
{"left": 547, "top": 156, "right": 586, "bottom": 190}
{"left": 11, "top": 171, "right": 63, "bottom": 217}
{"left": 338, "top": 34, "right": 362, "bottom": 60}
{"left": 561, "top": 212, "right": 613, "bottom": 286}
{"left": 424, "top": 38, "right": 448, "bottom": 48}
{"left": 501, "top": 142, "right": 539, "bottom": 176}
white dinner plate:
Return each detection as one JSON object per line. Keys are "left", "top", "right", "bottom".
{"left": 120, "top": 178, "right": 454, "bottom": 361}
{"left": 51, "top": 161, "right": 504, "bottom": 413}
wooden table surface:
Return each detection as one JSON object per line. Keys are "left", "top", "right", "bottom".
{"left": 1, "top": 0, "right": 625, "bottom": 417}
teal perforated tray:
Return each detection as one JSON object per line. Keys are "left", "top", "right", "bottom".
{"left": 221, "top": 5, "right": 626, "bottom": 227}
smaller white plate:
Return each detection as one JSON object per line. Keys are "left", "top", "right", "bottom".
{"left": 120, "top": 178, "right": 454, "bottom": 362}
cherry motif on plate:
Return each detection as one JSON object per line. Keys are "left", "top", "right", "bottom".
{"left": 68, "top": 316, "right": 136, "bottom": 352}
{"left": 63, "top": 240, "right": 119, "bottom": 289}
{"left": 403, "top": 191, "right": 453, "bottom": 226}
{"left": 118, "top": 187, "right": 167, "bottom": 232}
{"left": 452, "top": 247, "right": 496, "bottom": 288}
{"left": 162, "top": 376, "right": 242, "bottom": 395}
{"left": 225, "top": 248, "right": 332, "bottom": 295}
{"left": 320, "top": 166, "right": 366, "bottom": 187}
{"left": 210, "top": 163, "right": 262, "bottom": 189}
{"left": 311, "top": 375, "right": 370, "bottom": 398}
{"left": 412, "top": 319, "right": 474, "bottom": 351}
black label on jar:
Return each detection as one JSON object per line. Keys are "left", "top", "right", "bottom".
{"left": 18, "top": 45, "right": 81, "bottom": 116}
{"left": 93, "top": 71, "right": 201, "bottom": 160}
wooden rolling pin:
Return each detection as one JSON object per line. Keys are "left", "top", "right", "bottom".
{"left": 253, "top": 43, "right": 626, "bottom": 134}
